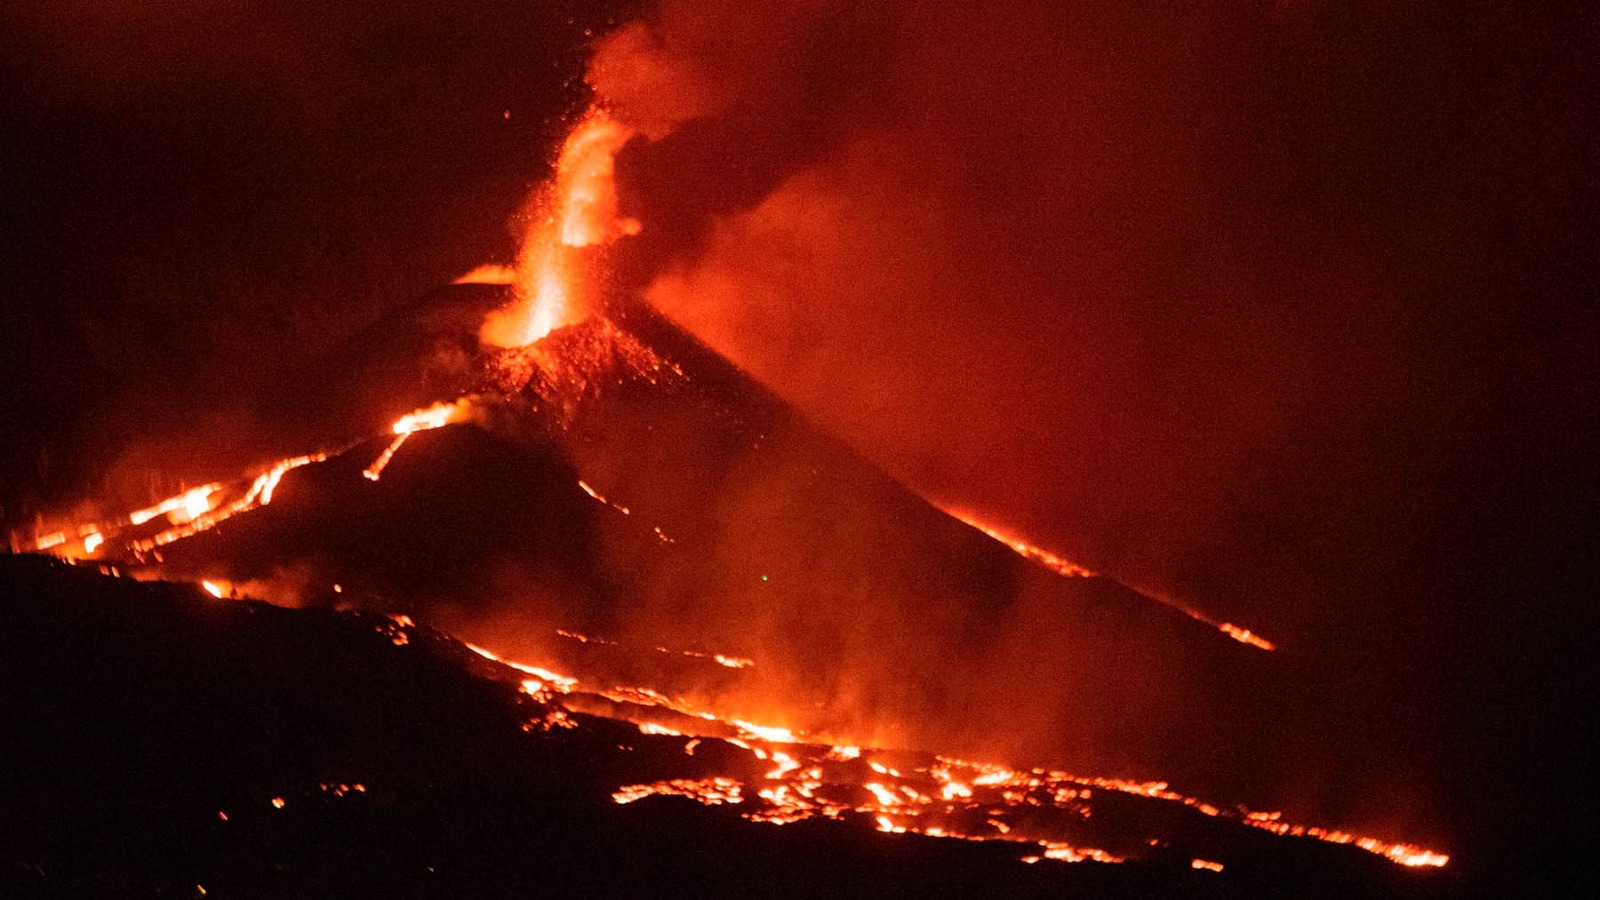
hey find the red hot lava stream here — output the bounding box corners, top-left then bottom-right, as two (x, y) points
(459, 635), (1445, 870)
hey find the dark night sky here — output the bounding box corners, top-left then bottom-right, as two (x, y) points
(1, 0), (1594, 885)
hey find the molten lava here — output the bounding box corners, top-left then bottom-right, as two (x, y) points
(11, 453), (326, 561)
(480, 108), (636, 349)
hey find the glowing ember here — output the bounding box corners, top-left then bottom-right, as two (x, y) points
(201, 580), (224, 599)
(375, 615), (412, 647)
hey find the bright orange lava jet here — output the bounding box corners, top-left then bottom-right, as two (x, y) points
(481, 108), (636, 349)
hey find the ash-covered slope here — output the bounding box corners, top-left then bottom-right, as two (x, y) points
(0, 555), (1449, 898)
(115, 284), (1287, 808)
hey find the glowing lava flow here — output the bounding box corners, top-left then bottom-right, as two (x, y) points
(437, 633), (1448, 872)
(949, 510), (1277, 651)
(13, 394), (1435, 873)
(130, 453), (330, 554)
(480, 107), (636, 349)
(1215, 622), (1275, 651)
(949, 512), (1095, 578)
(12, 453), (326, 560)
(363, 399), (475, 481)
(12, 397), (475, 557)
(556, 627), (754, 669)
(131, 485), (223, 527)
(576, 479), (629, 514)
(11, 110), (632, 555)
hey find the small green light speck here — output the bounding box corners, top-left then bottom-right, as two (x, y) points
(761, 575), (769, 582)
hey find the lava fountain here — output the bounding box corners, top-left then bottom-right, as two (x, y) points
(479, 108), (637, 348)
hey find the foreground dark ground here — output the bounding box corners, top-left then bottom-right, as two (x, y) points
(0, 554), (1460, 898)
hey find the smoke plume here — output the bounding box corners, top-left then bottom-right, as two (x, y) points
(589, 0), (1596, 854)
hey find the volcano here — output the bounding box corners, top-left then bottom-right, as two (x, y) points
(5, 280), (1452, 894)
(108, 286), (1285, 773)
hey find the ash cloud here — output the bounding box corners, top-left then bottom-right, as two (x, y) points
(592, 0), (1596, 853)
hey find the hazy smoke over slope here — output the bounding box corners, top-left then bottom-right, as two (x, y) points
(589, 0), (1595, 851)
